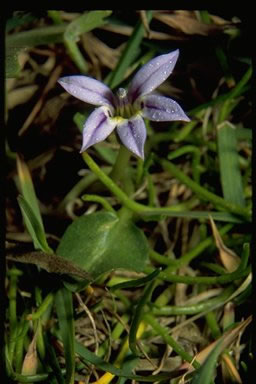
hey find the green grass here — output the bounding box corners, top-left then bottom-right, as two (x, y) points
(6, 10), (252, 384)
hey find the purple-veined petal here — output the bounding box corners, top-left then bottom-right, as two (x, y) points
(128, 50), (180, 102)
(80, 107), (116, 152)
(58, 76), (114, 108)
(141, 94), (190, 122)
(116, 115), (147, 159)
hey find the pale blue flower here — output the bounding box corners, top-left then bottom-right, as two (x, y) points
(58, 49), (190, 159)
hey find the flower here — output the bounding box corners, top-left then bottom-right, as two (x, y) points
(58, 49), (190, 159)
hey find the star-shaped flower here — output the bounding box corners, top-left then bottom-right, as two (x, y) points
(58, 49), (190, 159)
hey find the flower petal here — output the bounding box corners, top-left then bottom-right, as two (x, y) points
(58, 76), (114, 107)
(128, 50), (180, 101)
(116, 116), (146, 159)
(80, 107), (116, 152)
(141, 94), (190, 122)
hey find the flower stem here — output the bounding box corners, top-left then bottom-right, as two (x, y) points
(109, 145), (131, 185)
(82, 152), (142, 213)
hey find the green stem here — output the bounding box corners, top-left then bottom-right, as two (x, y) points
(109, 145), (132, 184)
(167, 145), (201, 161)
(8, 269), (22, 333)
(154, 286), (174, 307)
(97, 314), (130, 358)
(168, 145), (202, 183)
(159, 158), (250, 218)
(218, 66), (252, 123)
(199, 262), (228, 275)
(48, 10), (63, 25)
(27, 293), (54, 321)
(205, 311), (222, 339)
(82, 152), (144, 212)
(82, 194), (116, 214)
(57, 167), (111, 212)
(188, 83), (250, 117)
(155, 223), (233, 273)
(8, 326), (17, 367)
(226, 65), (252, 101)
(15, 318), (30, 373)
(173, 120), (198, 143)
(152, 265), (250, 285)
(35, 319), (45, 360)
(144, 313), (200, 369)
(82, 152), (243, 223)
(149, 249), (178, 266)
(151, 285), (235, 315)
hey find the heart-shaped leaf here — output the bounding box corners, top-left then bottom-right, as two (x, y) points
(56, 212), (148, 287)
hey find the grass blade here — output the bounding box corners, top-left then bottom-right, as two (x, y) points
(107, 11), (153, 89)
(16, 155), (44, 229)
(64, 11), (112, 73)
(6, 24), (67, 47)
(129, 274), (159, 355)
(17, 196), (52, 253)
(16, 155), (52, 252)
(44, 335), (65, 384)
(190, 340), (222, 384)
(74, 340), (183, 381)
(217, 122), (245, 207)
(55, 287), (75, 384)
(110, 269), (160, 291)
(190, 316), (251, 383)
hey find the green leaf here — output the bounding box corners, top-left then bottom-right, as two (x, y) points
(16, 156), (52, 253)
(5, 24), (66, 77)
(57, 212), (148, 286)
(5, 11), (111, 77)
(7, 251), (92, 280)
(217, 122), (245, 207)
(6, 24), (67, 47)
(55, 287), (75, 384)
(74, 340), (183, 382)
(64, 10), (111, 40)
(191, 340), (222, 384)
(64, 11), (112, 73)
(17, 196), (52, 253)
(16, 155), (44, 230)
